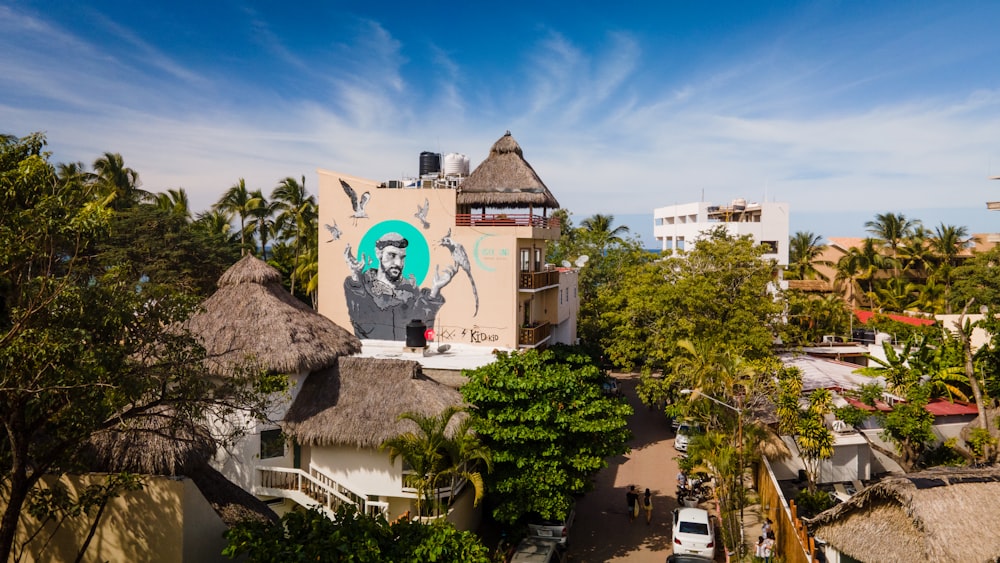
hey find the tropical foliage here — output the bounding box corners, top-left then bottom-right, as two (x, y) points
(223, 505), (491, 563)
(460, 346), (632, 525)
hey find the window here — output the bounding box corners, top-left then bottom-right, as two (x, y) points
(260, 429), (285, 459)
(520, 249), (530, 272)
(534, 249), (542, 272)
(761, 240), (778, 254)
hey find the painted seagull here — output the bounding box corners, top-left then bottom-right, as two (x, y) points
(340, 179), (371, 225)
(323, 220), (342, 242)
(414, 198), (430, 229)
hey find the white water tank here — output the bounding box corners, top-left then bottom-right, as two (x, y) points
(443, 153), (470, 176)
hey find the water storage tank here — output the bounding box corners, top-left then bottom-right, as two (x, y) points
(419, 152), (441, 176)
(443, 153), (470, 176)
(405, 319), (427, 348)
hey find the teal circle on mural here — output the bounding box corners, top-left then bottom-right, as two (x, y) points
(358, 220), (430, 286)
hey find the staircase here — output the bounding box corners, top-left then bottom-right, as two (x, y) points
(255, 463), (388, 519)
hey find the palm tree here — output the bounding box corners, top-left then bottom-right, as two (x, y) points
(795, 389), (834, 493)
(380, 407), (489, 518)
(896, 225), (933, 281)
(929, 223), (971, 313)
(215, 179), (256, 255)
(579, 214), (630, 255)
(864, 212), (920, 277)
(786, 231), (830, 281)
(93, 152), (146, 210)
(247, 189), (278, 260)
(835, 238), (896, 308)
(272, 175), (317, 295)
(153, 188), (192, 222)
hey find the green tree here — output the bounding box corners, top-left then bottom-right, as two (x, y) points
(0, 133), (277, 560)
(224, 505), (491, 563)
(786, 231), (830, 281)
(865, 212), (920, 274)
(380, 407), (490, 518)
(152, 187), (192, 222)
(795, 389), (835, 492)
(599, 227), (782, 370)
(271, 175), (316, 297)
(92, 152), (147, 210)
(215, 178), (256, 255)
(460, 347), (632, 525)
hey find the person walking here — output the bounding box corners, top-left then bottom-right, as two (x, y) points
(755, 536), (766, 561)
(642, 488), (653, 525)
(626, 485), (639, 522)
(763, 530), (775, 563)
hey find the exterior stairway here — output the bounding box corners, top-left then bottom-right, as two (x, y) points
(255, 463), (388, 520)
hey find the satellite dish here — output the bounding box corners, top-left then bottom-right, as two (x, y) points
(561, 260), (572, 268)
(575, 255), (590, 268)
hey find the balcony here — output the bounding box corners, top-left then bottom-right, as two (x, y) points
(518, 322), (551, 348)
(519, 270), (560, 290)
(455, 213), (560, 229)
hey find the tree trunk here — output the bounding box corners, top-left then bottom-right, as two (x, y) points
(956, 301), (992, 461)
(0, 450), (31, 561)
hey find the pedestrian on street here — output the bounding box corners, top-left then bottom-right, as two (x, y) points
(762, 532), (774, 563)
(755, 536), (766, 561)
(626, 485), (639, 522)
(643, 488), (653, 525)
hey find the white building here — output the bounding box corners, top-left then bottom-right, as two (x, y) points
(652, 199), (790, 266)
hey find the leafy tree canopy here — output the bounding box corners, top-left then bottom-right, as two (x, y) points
(224, 505), (491, 563)
(460, 346), (632, 525)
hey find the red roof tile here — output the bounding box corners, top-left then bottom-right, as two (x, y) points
(924, 398), (979, 416)
(854, 310), (936, 327)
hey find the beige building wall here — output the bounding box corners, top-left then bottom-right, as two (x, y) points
(317, 169), (558, 349)
(6, 474), (230, 563)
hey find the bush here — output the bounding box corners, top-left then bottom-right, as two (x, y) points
(794, 489), (833, 519)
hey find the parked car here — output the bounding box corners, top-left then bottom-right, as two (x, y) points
(526, 503), (576, 545)
(673, 422), (701, 452)
(666, 554), (714, 563)
(672, 507), (715, 557)
(510, 537), (565, 563)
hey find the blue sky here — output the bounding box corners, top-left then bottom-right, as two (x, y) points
(3, 1), (1000, 246)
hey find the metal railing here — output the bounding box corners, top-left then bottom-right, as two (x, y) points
(455, 213), (560, 229)
(256, 464), (388, 519)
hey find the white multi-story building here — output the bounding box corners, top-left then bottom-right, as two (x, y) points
(652, 199), (790, 266)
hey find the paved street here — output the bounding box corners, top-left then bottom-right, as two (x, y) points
(566, 372), (684, 562)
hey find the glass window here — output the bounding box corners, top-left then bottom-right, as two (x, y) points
(520, 249), (530, 272)
(260, 429), (285, 459)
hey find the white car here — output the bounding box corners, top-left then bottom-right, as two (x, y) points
(672, 507), (715, 557)
(673, 422), (700, 452)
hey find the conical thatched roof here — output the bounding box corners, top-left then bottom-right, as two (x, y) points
(807, 467), (1000, 563)
(185, 254), (361, 375)
(282, 356), (465, 448)
(457, 132), (560, 209)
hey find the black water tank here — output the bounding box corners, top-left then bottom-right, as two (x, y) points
(406, 319), (427, 348)
(419, 151), (441, 176)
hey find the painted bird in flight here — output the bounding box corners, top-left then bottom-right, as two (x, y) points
(323, 219), (342, 242)
(414, 198), (430, 229)
(340, 179), (371, 225)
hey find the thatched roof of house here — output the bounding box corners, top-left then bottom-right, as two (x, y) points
(86, 406), (216, 476)
(185, 254), (361, 375)
(188, 464), (279, 526)
(786, 279), (832, 292)
(457, 132), (560, 209)
(807, 467), (1000, 563)
(86, 408), (278, 526)
(282, 356), (465, 448)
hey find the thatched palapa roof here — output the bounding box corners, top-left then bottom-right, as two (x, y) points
(86, 407), (278, 526)
(457, 131), (560, 209)
(807, 467), (1000, 563)
(282, 356), (465, 448)
(185, 254), (361, 375)
(87, 406), (215, 476)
